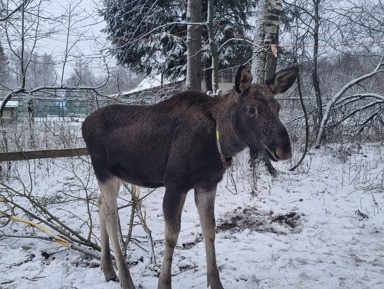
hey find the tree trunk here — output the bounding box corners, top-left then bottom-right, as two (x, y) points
(186, 0), (202, 91)
(251, 0), (282, 177)
(207, 0), (219, 93)
(312, 0), (323, 137)
(204, 65), (213, 92)
(251, 0), (282, 83)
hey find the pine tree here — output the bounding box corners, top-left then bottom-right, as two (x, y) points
(101, 0), (255, 82)
(101, 0), (185, 78)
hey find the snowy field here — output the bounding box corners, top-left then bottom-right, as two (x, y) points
(1, 142), (383, 289)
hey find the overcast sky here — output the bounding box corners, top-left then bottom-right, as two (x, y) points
(0, 0), (111, 79)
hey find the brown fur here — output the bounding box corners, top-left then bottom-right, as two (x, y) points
(82, 65), (298, 289)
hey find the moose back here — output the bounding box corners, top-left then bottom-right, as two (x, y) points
(82, 65), (298, 289)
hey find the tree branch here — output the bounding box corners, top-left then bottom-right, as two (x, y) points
(0, 0), (31, 22)
(0, 82), (110, 117)
(314, 56), (384, 148)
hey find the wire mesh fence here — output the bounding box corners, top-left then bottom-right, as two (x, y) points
(0, 89), (147, 123)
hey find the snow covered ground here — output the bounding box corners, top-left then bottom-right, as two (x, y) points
(1, 142), (383, 289)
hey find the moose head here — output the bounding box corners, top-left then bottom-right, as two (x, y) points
(218, 65), (298, 162)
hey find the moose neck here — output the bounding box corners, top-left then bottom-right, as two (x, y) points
(212, 93), (248, 159)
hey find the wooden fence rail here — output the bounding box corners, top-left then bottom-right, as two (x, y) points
(0, 148), (88, 162)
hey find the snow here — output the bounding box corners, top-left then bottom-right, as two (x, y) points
(1, 143), (384, 289)
(124, 74), (184, 96)
(0, 101), (19, 108)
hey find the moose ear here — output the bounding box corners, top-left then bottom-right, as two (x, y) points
(266, 67), (299, 95)
(235, 64), (253, 95)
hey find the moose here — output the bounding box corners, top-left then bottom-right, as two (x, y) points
(82, 65), (298, 289)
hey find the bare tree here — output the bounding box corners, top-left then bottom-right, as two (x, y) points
(100, 66), (142, 95)
(281, 0), (384, 145)
(0, 0), (30, 22)
(314, 56), (384, 148)
(67, 57), (98, 87)
(2, 0), (52, 89)
(57, 0), (92, 86)
(0, 0), (112, 116)
(28, 53), (57, 88)
(331, 0), (384, 51)
(282, 0), (327, 136)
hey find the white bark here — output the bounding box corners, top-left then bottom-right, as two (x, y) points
(251, 0), (282, 83)
(251, 0), (266, 82)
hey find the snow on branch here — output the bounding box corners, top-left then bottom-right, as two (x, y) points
(0, 0), (30, 22)
(314, 56), (384, 148)
(331, 100), (383, 128)
(338, 93), (384, 103)
(0, 83), (110, 117)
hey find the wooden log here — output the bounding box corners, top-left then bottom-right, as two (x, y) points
(0, 148), (88, 162)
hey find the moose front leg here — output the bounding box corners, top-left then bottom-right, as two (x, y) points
(99, 194), (117, 282)
(98, 178), (136, 289)
(158, 190), (188, 289)
(195, 186), (224, 289)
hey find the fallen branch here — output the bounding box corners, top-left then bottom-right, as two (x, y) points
(0, 211), (71, 248)
(314, 56), (384, 148)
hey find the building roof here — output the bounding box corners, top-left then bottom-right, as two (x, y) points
(125, 74), (184, 96)
(0, 100), (19, 108)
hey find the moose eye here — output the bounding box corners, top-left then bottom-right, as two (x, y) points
(247, 106), (258, 118)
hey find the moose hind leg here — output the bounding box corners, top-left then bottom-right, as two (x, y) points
(195, 187), (224, 289)
(98, 178), (135, 289)
(158, 190), (188, 289)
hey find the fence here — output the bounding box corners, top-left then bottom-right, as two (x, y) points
(0, 89), (145, 122)
(0, 148), (88, 162)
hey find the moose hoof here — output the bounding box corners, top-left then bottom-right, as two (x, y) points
(208, 275), (224, 289)
(106, 276), (119, 282)
(208, 281), (224, 289)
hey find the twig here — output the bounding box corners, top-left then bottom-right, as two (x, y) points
(290, 70), (309, 171)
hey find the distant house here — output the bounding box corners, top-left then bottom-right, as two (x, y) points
(119, 67), (240, 104)
(216, 66), (238, 92)
(121, 74), (185, 104)
(0, 100), (19, 121)
(0, 90), (93, 122)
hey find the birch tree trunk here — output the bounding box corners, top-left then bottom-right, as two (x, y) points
(251, 0), (282, 83)
(186, 0), (202, 91)
(251, 0), (282, 178)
